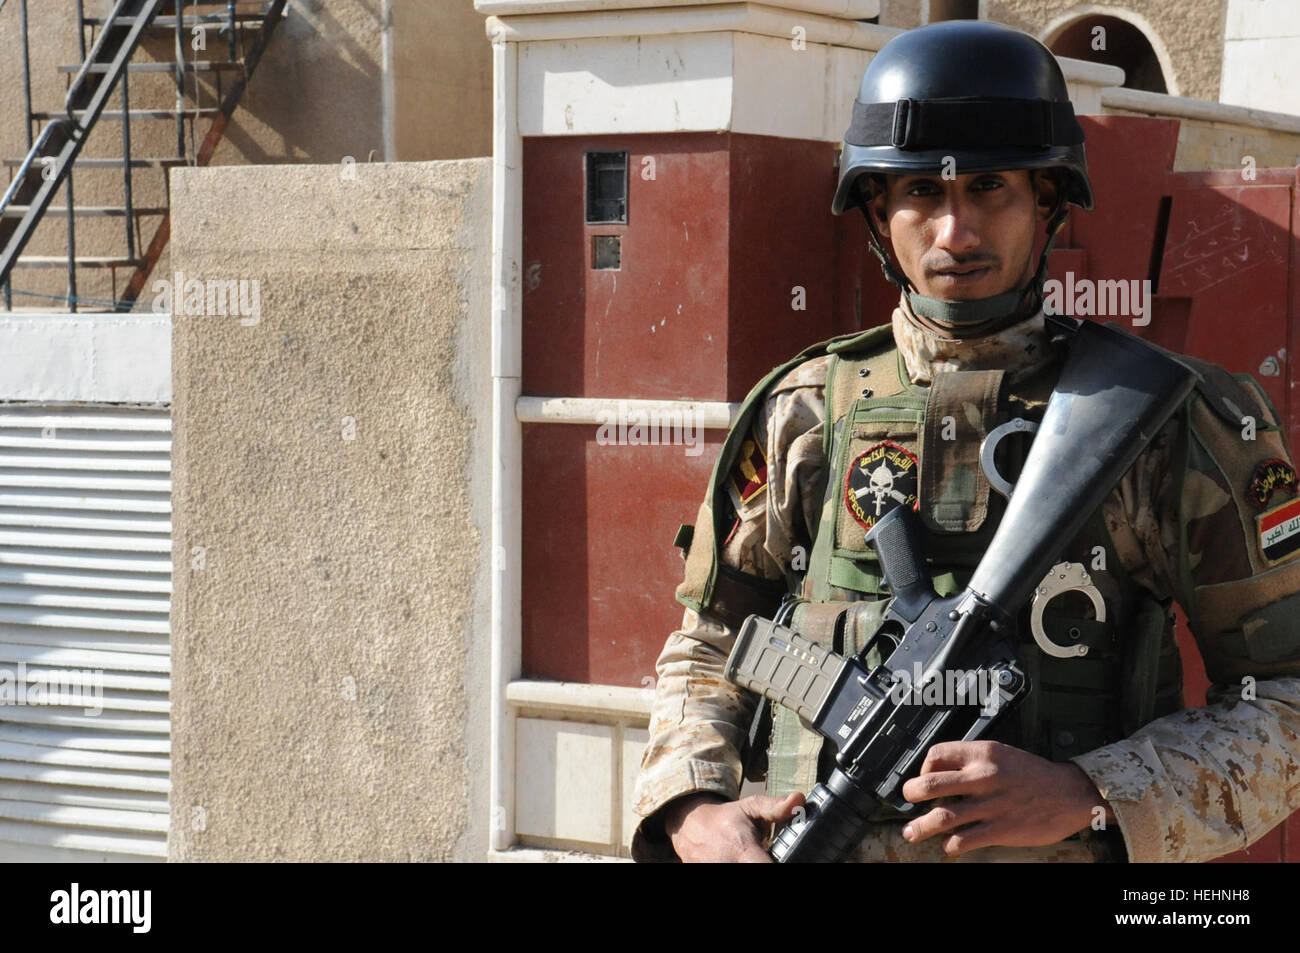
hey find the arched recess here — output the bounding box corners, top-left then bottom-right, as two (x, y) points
(1041, 6), (1179, 96)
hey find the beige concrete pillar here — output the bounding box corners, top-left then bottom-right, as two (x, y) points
(168, 159), (493, 861)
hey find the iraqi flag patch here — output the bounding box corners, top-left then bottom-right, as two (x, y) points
(1258, 496), (1300, 564)
(845, 441), (919, 530)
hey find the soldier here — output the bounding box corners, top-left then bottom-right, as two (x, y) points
(632, 20), (1300, 863)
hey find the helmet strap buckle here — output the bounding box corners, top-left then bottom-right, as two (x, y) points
(891, 99), (913, 149)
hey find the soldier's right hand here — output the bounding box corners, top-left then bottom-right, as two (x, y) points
(664, 791), (806, 862)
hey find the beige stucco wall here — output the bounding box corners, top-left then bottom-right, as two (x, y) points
(986, 1), (1225, 102)
(393, 0), (493, 160)
(167, 159), (493, 861)
(877, 0), (924, 29)
(0, 2), (491, 311)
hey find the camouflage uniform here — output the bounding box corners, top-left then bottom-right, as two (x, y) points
(631, 303), (1300, 863)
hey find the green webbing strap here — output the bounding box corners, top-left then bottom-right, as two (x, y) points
(677, 325), (898, 624)
(907, 287), (1026, 326)
(770, 329), (905, 796)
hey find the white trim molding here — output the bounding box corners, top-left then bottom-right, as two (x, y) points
(476, 0), (880, 17)
(506, 679), (656, 719)
(516, 395), (739, 429)
(1101, 85), (1300, 135)
(485, 4), (898, 48)
(487, 21), (524, 854)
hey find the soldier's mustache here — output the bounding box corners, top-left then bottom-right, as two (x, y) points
(925, 253), (1000, 274)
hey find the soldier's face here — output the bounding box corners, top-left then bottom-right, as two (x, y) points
(868, 170), (1057, 301)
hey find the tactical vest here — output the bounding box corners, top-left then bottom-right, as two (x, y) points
(755, 322), (1187, 802)
(669, 322), (1191, 816)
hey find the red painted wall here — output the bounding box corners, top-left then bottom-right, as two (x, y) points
(521, 132), (884, 687)
(522, 133), (733, 402)
(520, 424), (723, 685)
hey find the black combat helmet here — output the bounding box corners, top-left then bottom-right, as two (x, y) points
(832, 20), (1093, 215)
(832, 21), (1094, 328)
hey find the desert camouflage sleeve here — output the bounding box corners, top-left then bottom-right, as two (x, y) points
(630, 357), (828, 861)
(1080, 387), (1300, 863)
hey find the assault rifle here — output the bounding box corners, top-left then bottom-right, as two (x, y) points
(724, 316), (1196, 862)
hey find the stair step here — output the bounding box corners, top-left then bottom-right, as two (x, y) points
(3, 206), (167, 219)
(57, 61), (245, 74)
(30, 108), (221, 121)
(11, 256), (143, 269)
(2, 157), (188, 170)
(83, 13), (279, 29)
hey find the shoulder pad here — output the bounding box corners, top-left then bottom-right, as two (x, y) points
(825, 321), (894, 356)
(732, 328), (880, 417)
(1064, 319), (1267, 429)
(1178, 355), (1268, 429)
(769, 354), (830, 395)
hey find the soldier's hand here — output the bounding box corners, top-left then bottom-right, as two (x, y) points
(664, 791), (806, 863)
(899, 740), (1116, 857)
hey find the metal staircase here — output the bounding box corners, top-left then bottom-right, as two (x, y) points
(0, 0), (288, 312)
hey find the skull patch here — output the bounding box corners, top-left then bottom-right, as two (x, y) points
(845, 441), (919, 530)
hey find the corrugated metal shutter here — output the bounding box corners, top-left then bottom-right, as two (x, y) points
(0, 405), (170, 861)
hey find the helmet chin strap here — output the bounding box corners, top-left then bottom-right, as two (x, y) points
(858, 193), (1070, 339)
